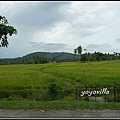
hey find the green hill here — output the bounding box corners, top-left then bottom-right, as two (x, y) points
(23, 52), (79, 62)
(0, 52), (79, 65)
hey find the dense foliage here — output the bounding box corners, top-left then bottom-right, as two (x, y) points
(0, 16), (17, 47)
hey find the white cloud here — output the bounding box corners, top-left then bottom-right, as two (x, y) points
(0, 1), (120, 58)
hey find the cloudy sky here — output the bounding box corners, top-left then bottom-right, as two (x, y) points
(0, 1), (120, 58)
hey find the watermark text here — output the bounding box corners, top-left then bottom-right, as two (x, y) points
(81, 88), (109, 96)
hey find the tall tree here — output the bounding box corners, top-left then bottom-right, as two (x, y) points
(74, 45), (82, 61)
(0, 16), (17, 47)
(77, 45), (82, 55)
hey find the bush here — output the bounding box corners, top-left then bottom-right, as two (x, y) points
(48, 83), (58, 100)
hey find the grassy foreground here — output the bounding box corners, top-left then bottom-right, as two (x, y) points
(0, 60), (120, 110)
(0, 100), (120, 110)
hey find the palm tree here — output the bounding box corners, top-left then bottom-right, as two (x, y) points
(74, 45), (82, 62)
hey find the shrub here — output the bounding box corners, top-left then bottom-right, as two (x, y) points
(48, 83), (58, 100)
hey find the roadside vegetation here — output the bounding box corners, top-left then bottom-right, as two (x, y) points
(0, 100), (120, 110)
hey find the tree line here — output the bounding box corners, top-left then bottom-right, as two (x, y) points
(74, 45), (120, 62)
(23, 56), (56, 64)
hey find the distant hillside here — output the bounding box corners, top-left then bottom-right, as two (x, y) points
(0, 52), (79, 65)
(23, 52), (79, 62)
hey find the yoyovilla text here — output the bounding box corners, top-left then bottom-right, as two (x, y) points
(81, 88), (109, 96)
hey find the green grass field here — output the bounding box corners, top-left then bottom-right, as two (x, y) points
(0, 60), (120, 89)
(0, 60), (120, 109)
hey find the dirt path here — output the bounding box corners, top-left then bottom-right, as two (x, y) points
(0, 109), (120, 118)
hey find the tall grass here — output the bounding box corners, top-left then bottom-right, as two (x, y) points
(0, 60), (120, 101)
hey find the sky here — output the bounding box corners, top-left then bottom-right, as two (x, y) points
(0, 1), (120, 58)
